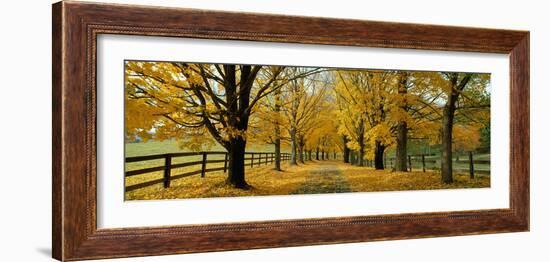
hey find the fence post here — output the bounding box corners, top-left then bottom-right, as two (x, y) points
(408, 155), (412, 172)
(201, 152), (207, 178)
(251, 153), (254, 168)
(422, 154), (426, 172)
(258, 153), (262, 165)
(223, 153), (228, 173)
(163, 154), (172, 188)
(469, 151), (474, 179)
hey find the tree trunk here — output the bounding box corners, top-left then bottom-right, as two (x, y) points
(374, 141), (386, 170)
(441, 105), (455, 183)
(274, 140), (281, 171)
(343, 136), (350, 163)
(290, 128), (298, 165)
(440, 73), (472, 183)
(316, 147), (320, 160)
(395, 73), (409, 172)
(358, 135), (365, 167)
(273, 87), (282, 171)
(226, 137), (248, 188)
(298, 135), (305, 164)
(395, 122), (408, 171)
(357, 148), (364, 166)
(222, 65), (252, 189)
(356, 119), (366, 166)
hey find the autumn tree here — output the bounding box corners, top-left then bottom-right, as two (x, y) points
(248, 69), (288, 171)
(306, 101), (340, 162)
(335, 70), (396, 169)
(393, 72), (409, 171)
(335, 71), (367, 166)
(125, 62), (317, 189)
(126, 60), (489, 187)
(384, 71), (488, 177)
(388, 71), (448, 171)
(437, 72), (490, 183)
(281, 68), (326, 165)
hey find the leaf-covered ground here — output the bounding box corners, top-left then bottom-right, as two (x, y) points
(125, 160), (490, 201)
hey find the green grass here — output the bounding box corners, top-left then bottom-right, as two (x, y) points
(125, 139), (280, 157)
(125, 140), (188, 157)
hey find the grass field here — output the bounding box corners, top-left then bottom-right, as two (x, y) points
(125, 141), (490, 200)
(125, 140), (280, 157)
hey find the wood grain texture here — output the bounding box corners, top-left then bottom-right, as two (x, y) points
(51, 2), (63, 260)
(52, 1), (530, 261)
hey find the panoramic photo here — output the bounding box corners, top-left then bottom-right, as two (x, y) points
(124, 61), (491, 201)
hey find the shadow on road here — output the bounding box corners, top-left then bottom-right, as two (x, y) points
(291, 163), (353, 194)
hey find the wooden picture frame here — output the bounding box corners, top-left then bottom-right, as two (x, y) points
(52, 1), (529, 261)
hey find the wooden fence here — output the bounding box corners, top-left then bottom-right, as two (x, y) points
(125, 152), (291, 192)
(385, 152), (490, 177)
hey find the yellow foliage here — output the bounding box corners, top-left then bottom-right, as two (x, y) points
(452, 124), (482, 151)
(125, 60), (490, 160)
(125, 161), (489, 200)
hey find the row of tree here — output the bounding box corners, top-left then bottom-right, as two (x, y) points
(332, 70), (489, 183)
(125, 62), (490, 188)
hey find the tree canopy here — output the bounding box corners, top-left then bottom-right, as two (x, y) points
(125, 61), (491, 187)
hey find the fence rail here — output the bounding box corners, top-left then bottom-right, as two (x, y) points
(385, 152), (490, 177)
(125, 151), (291, 192)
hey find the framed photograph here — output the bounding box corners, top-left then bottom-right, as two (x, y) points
(52, 1), (529, 261)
